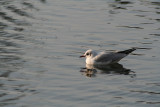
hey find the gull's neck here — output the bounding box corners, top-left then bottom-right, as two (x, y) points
(91, 51), (97, 58)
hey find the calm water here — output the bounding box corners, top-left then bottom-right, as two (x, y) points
(0, 0), (160, 107)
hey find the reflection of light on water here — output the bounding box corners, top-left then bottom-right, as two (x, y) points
(80, 63), (136, 78)
(0, 0), (46, 106)
(0, 0), (159, 106)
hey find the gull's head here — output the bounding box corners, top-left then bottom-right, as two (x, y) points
(80, 49), (97, 58)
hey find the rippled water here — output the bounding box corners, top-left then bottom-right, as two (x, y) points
(0, 0), (160, 107)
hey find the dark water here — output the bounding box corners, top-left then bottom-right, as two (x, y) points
(0, 0), (160, 107)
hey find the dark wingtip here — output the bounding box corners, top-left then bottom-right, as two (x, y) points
(117, 48), (136, 54)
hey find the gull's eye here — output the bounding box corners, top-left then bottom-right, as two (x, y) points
(86, 53), (89, 56)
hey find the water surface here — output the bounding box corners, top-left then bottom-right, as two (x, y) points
(0, 0), (160, 107)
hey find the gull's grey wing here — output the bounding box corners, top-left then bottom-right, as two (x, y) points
(94, 52), (127, 63)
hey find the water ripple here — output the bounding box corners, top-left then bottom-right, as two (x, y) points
(117, 25), (144, 29)
(0, 0), (160, 107)
(6, 5), (32, 18)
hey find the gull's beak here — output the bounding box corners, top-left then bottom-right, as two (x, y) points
(80, 55), (85, 58)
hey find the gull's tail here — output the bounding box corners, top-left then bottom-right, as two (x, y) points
(117, 48), (136, 55)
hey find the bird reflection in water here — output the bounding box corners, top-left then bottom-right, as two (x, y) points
(80, 63), (136, 77)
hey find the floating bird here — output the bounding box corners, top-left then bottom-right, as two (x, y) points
(80, 48), (136, 65)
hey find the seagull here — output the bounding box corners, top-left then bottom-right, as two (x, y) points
(80, 48), (136, 65)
